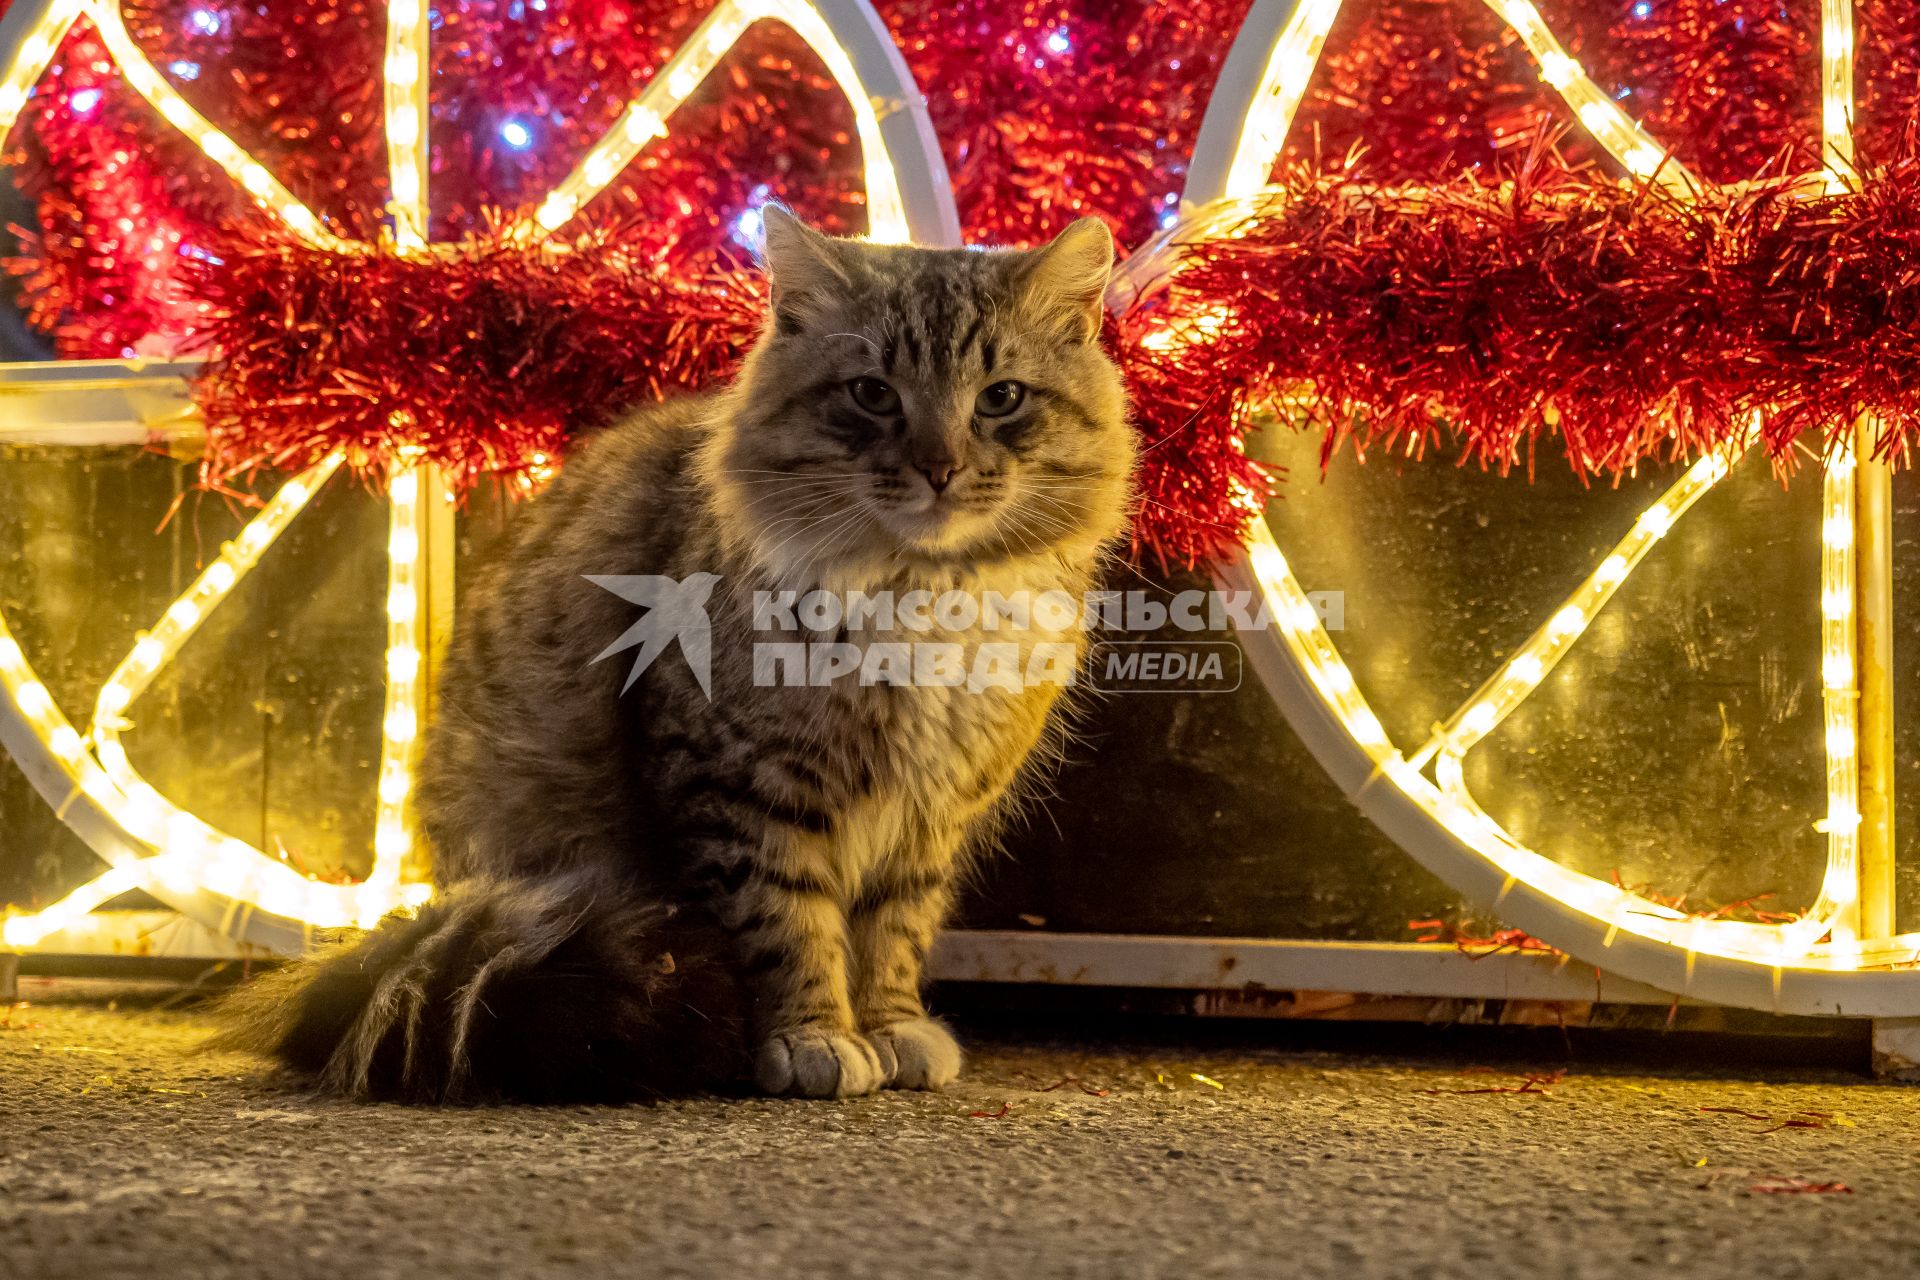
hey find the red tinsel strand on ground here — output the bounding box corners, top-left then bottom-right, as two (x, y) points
(1145, 141), (1920, 480)
(185, 218), (767, 493)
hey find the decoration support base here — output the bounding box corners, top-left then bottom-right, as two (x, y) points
(1871, 1017), (1920, 1081)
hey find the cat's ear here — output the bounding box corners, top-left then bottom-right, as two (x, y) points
(759, 205), (853, 333)
(1018, 217), (1113, 344)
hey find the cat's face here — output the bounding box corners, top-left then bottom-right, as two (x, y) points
(713, 210), (1135, 573)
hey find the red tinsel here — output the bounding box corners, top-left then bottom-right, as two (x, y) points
(186, 219), (765, 492)
(12, 0), (1920, 566)
(1132, 142), (1920, 483)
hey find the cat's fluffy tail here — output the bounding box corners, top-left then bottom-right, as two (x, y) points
(214, 871), (747, 1103)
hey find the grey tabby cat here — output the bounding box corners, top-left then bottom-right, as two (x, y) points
(224, 207), (1136, 1102)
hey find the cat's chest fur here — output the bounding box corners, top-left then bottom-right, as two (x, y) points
(759, 555), (1088, 879)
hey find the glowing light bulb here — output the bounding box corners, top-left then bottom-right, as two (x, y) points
(1347, 708), (1387, 747)
(1537, 51), (1579, 90)
(14, 681), (54, 721)
(536, 194), (577, 231)
(625, 108), (665, 143)
(384, 707), (418, 745)
(387, 646), (422, 682)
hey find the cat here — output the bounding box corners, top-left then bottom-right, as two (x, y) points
(220, 207), (1137, 1103)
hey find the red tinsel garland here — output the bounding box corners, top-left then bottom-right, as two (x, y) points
(1137, 143), (1920, 483)
(12, 0), (1920, 567)
(187, 219), (766, 492)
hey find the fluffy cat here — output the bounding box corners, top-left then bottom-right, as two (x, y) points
(222, 208), (1137, 1102)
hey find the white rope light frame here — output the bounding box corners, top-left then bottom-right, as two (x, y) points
(1144, 0), (1920, 1015)
(0, 0), (958, 949)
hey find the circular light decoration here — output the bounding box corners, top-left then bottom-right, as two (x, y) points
(0, 0), (959, 953)
(1115, 0), (1920, 1016)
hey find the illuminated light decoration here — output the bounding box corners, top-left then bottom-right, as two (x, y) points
(0, 0), (956, 949)
(1152, 0), (1920, 1014)
(0, 0), (85, 142)
(71, 455), (430, 931)
(78, 0), (355, 254)
(504, 0), (958, 248)
(383, 0), (432, 250)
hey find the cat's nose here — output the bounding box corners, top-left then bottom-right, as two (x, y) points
(918, 462), (961, 493)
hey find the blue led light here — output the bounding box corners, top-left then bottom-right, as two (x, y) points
(500, 119), (534, 150)
(68, 88), (102, 115)
(1044, 29), (1071, 56)
(733, 186), (775, 249)
(169, 60), (201, 81)
(1631, 1), (1652, 17)
(733, 206), (765, 249)
(187, 8), (221, 36)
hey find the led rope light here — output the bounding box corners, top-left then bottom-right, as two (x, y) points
(2, 856), (184, 948)
(1186, 0), (1697, 216)
(1209, 0), (1344, 206)
(81, 1), (354, 253)
(1486, 0), (1692, 193)
(383, 0), (433, 250)
(0, 0), (84, 141)
(1822, 0), (1856, 190)
(1243, 519), (1919, 971)
(64, 456), (430, 929)
(1816, 443), (1863, 955)
(371, 463), (427, 893)
(1409, 437), (1747, 769)
(514, 0), (913, 244)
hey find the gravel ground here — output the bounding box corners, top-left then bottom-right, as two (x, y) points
(4, 978), (1918, 1280)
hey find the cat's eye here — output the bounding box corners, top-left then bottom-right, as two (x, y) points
(974, 380), (1027, 418)
(847, 377), (901, 415)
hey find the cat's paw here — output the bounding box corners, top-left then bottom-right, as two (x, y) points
(754, 1026), (886, 1099)
(868, 1017), (962, 1091)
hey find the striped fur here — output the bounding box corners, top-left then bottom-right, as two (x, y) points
(227, 211), (1135, 1101)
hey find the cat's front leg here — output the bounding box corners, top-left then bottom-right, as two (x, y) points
(848, 862), (962, 1091)
(701, 846), (886, 1099)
